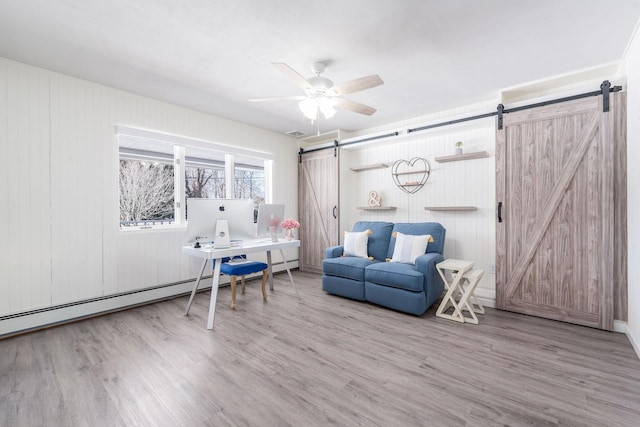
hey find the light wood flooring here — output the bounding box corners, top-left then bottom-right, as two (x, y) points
(1, 271), (639, 426)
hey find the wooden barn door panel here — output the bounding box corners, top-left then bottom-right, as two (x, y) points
(496, 94), (624, 330)
(298, 149), (339, 273)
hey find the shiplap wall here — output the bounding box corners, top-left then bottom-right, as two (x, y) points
(0, 57), (298, 318)
(623, 23), (640, 354)
(339, 103), (498, 301)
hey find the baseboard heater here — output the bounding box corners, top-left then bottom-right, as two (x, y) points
(0, 261), (298, 339)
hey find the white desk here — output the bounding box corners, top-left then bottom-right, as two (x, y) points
(182, 238), (300, 329)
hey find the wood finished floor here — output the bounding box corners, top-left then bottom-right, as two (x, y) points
(1, 271), (639, 426)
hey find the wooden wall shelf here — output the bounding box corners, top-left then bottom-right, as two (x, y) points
(350, 163), (389, 172)
(357, 206), (397, 210)
(434, 151), (489, 163)
(424, 206), (477, 211)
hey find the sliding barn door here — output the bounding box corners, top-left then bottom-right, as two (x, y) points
(298, 148), (339, 273)
(496, 93), (626, 330)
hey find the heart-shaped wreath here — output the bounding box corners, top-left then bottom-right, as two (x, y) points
(391, 157), (430, 194)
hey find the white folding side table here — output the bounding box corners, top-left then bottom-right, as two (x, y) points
(458, 269), (485, 324)
(454, 269), (485, 324)
(436, 259), (474, 323)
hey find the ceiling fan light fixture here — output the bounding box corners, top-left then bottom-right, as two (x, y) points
(299, 98), (318, 120)
(318, 97), (336, 119)
(264, 62), (383, 123)
(299, 96), (337, 120)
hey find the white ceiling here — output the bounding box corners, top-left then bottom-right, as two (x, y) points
(1, 0), (639, 137)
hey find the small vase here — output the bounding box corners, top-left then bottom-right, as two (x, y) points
(285, 228), (296, 241)
(269, 225), (278, 242)
(455, 147), (463, 155)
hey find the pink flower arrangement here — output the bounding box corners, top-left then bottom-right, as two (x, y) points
(280, 218), (300, 230)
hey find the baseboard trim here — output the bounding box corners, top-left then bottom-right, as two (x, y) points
(467, 289), (629, 337)
(613, 319), (627, 334)
(626, 325), (640, 360)
(474, 287), (496, 309)
(0, 261), (298, 339)
(617, 321), (640, 360)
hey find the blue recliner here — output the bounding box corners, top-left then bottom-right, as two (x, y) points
(322, 221), (446, 315)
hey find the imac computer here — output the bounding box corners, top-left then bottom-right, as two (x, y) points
(186, 198), (255, 246)
(256, 203), (285, 241)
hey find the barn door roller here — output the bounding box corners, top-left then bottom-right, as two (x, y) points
(601, 80), (611, 112)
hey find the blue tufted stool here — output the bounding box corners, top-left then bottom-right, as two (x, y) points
(216, 256), (269, 309)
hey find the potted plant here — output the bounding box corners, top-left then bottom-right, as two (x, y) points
(455, 141), (463, 155)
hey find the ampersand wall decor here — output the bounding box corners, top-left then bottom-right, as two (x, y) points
(391, 157), (430, 194)
(368, 191), (382, 207)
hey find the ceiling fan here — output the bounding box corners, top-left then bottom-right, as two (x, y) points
(248, 62), (383, 121)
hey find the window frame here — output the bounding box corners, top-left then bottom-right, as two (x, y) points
(116, 126), (273, 232)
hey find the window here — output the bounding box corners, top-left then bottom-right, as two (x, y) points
(119, 141), (176, 228)
(184, 146), (226, 199)
(234, 154), (265, 206)
(117, 127), (271, 230)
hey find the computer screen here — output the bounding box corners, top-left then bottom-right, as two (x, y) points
(186, 198), (256, 244)
(255, 203), (286, 238)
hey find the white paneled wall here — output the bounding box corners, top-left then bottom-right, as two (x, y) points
(0, 57), (298, 322)
(0, 61), (53, 313)
(340, 113), (497, 299)
(623, 22), (640, 355)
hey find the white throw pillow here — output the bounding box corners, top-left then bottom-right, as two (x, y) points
(390, 232), (431, 264)
(343, 230), (371, 259)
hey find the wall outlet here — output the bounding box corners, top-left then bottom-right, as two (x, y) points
(488, 263), (496, 274)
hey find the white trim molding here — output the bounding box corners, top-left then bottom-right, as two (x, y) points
(115, 125), (274, 160)
(626, 325), (640, 360)
(0, 262), (297, 338)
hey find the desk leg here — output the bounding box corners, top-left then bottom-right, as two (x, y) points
(207, 258), (222, 330)
(279, 249), (299, 298)
(185, 258), (209, 316)
(266, 250), (274, 291)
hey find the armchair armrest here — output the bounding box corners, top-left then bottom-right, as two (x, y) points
(414, 252), (444, 275)
(415, 253), (445, 306)
(325, 245), (344, 259)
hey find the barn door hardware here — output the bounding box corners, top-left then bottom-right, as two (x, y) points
(497, 104), (505, 130)
(601, 80), (611, 112)
(599, 80), (623, 112)
(295, 83), (622, 156)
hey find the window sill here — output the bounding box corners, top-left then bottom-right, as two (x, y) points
(119, 224), (187, 234)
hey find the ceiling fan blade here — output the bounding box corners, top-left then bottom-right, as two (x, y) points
(272, 63), (312, 90)
(334, 98), (377, 116)
(248, 95), (306, 102)
(328, 75), (383, 96)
